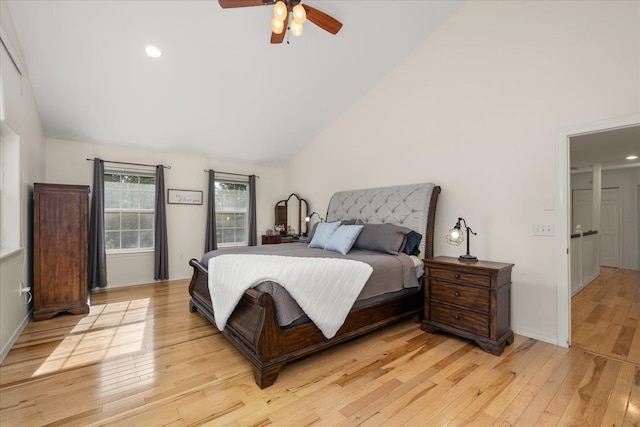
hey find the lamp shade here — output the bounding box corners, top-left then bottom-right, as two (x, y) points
(446, 227), (464, 245)
(273, 1), (288, 20)
(271, 17), (285, 34)
(292, 4), (307, 24)
(290, 20), (303, 36)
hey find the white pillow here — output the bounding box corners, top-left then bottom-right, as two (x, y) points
(325, 225), (364, 255)
(307, 221), (341, 249)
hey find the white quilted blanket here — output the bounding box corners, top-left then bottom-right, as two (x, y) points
(207, 254), (373, 339)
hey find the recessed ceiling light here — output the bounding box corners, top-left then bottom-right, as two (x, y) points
(626, 155), (638, 160)
(145, 44), (162, 58)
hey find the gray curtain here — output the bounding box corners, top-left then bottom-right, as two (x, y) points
(205, 170), (217, 252)
(248, 174), (257, 246)
(89, 158), (107, 289)
(154, 165), (169, 280)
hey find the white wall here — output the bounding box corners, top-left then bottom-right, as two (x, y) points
(45, 138), (286, 286)
(0, 1), (47, 361)
(284, 1), (640, 344)
(571, 167), (640, 270)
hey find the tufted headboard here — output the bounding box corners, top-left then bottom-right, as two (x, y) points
(325, 183), (441, 258)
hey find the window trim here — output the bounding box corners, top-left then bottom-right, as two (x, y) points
(215, 179), (249, 248)
(0, 122), (22, 255)
(104, 170), (156, 254)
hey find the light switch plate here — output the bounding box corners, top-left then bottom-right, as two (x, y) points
(533, 224), (554, 236)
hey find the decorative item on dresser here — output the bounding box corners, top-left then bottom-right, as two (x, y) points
(33, 183), (90, 321)
(422, 256), (514, 355)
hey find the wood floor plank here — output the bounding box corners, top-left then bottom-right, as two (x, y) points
(0, 269), (638, 426)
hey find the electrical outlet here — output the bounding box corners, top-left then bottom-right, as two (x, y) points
(533, 224), (554, 236)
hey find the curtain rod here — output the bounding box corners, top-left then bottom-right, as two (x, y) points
(86, 159), (171, 169)
(204, 169), (259, 179)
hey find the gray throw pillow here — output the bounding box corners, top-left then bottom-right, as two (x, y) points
(353, 223), (412, 255)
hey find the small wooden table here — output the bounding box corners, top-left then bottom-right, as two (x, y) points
(421, 256), (514, 355)
(261, 235), (305, 245)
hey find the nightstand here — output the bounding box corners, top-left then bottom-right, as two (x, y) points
(421, 256), (514, 355)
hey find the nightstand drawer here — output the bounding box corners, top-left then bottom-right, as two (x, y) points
(430, 302), (489, 337)
(430, 268), (491, 287)
(430, 280), (490, 312)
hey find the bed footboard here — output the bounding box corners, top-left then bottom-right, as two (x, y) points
(188, 258), (423, 388)
(188, 258), (288, 387)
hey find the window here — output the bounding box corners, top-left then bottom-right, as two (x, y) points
(0, 123), (21, 257)
(104, 172), (155, 252)
(215, 181), (248, 247)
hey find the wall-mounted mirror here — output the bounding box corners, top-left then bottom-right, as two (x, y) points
(274, 193), (309, 236)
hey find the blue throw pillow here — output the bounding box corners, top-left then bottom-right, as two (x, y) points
(325, 225), (364, 255)
(308, 221), (342, 249)
(402, 230), (422, 256)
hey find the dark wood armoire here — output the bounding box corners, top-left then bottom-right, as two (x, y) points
(33, 183), (90, 321)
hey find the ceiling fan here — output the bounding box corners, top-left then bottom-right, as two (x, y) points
(218, 0), (343, 44)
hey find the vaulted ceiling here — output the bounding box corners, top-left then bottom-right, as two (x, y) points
(6, 0), (465, 166)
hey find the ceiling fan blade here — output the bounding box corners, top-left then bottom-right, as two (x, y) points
(303, 4), (343, 35)
(270, 13), (288, 44)
(218, 0), (275, 8)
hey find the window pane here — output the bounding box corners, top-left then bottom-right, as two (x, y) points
(121, 213), (139, 230)
(122, 231), (138, 249)
(140, 212), (154, 229)
(140, 230), (154, 248)
(141, 191), (155, 209)
(236, 228), (245, 242)
(122, 190), (139, 209)
(139, 176), (155, 185)
(105, 189), (121, 209)
(105, 212), (120, 231)
(106, 231), (120, 250)
(235, 213), (246, 227)
(222, 229), (234, 243)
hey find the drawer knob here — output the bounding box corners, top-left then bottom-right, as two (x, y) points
(454, 274), (460, 279)
(454, 291), (461, 297)
(453, 315), (460, 321)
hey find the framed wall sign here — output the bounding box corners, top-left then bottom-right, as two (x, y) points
(167, 189), (203, 205)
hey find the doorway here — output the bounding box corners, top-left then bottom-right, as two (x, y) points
(556, 114), (640, 348)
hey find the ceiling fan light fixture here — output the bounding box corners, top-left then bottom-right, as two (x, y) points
(273, 1), (288, 20)
(271, 17), (285, 34)
(290, 20), (303, 36)
(292, 4), (307, 24)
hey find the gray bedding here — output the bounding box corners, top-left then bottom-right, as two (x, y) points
(201, 242), (420, 326)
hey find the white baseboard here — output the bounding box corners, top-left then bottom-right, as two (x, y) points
(512, 327), (562, 347)
(99, 276), (191, 289)
(0, 308), (32, 364)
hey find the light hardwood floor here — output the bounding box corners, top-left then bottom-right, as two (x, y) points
(1, 272), (638, 426)
(571, 267), (640, 365)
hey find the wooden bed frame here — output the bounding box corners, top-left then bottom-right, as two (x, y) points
(188, 185), (441, 388)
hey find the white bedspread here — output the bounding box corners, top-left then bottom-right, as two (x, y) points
(207, 254), (373, 339)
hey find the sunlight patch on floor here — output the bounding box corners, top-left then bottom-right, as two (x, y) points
(33, 298), (150, 377)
